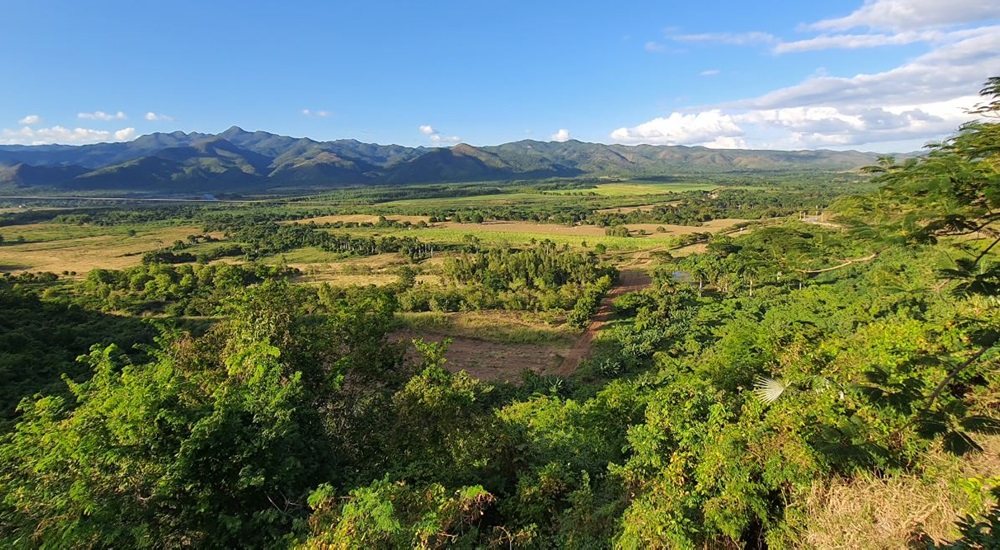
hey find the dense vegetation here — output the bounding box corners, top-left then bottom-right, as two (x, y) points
(0, 79), (998, 547)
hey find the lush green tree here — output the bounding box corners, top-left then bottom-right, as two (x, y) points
(0, 281), (403, 548)
(301, 478), (493, 549)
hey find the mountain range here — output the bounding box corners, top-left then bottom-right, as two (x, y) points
(0, 127), (883, 195)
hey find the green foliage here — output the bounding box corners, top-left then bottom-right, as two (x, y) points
(78, 261), (297, 315)
(398, 242), (617, 315)
(0, 277), (155, 427)
(302, 478), (494, 548)
(0, 281), (404, 548)
(568, 275), (614, 328)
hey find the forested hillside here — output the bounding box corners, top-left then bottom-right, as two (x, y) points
(0, 80), (998, 548)
(0, 127), (882, 195)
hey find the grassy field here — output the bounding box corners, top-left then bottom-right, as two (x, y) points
(545, 181), (717, 196)
(0, 224), (205, 273)
(371, 181), (715, 209)
(283, 214), (432, 225)
(0, 213), (747, 274)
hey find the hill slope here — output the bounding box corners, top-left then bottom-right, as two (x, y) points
(0, 127), (885, 195)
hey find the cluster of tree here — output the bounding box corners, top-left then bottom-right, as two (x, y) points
(567, 275), (614, 328)
(393, 242), (617, 314)
(0, 275), (155, 429)
(393, 243), (617, 315)
(442, 241), (614, 291)
(206, 221), (437, 262)
(586, 234), (999, 546)
(78, 262), (298, 315)
(593, 185), (861, 228)
(324, 216), (429, 229)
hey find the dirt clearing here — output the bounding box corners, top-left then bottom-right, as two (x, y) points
(393, 330), (567, 383)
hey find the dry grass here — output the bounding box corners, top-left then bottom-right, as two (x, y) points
(398, 310), (573, 345)
(0, 225), (205, 274)
(668, 243), (709, 257)
(285, 251), (445, 286)
(799, 435), (1000, 549)
(392, 310), (576, 382)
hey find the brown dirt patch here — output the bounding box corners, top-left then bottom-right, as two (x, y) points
(393, 330), (566, 383)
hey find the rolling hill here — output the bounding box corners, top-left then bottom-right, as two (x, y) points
(0, 127), (886, 195)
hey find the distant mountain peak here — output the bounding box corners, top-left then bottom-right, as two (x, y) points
(220, 126), (250, 137)
(0, 128), (889, 195)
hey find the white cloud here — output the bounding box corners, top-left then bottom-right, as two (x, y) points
(699, 69), (720, 76)
(430, 134), (461, 145)
(419, 124), (460, 144)
(611, 110), (743, 146)
(645, 41), (666, 53)
(78, 110), (126, 121)
(114, 128), (136, 141)
(17, 115), (41, 125)
(145, 111), (175, 122)
(610, 94), (978, 150)
(811, 0), (1000, 32)
(702, 136), (748, 149)
(550, 129), (571, 142)
(302, 109), (332, 118)
(0, 125), (137, 145)
(625, 3), (1000, 151)
(665, 1), (999, 56)
(775, 30), (939, 53)
(736, 30), (1000, 111)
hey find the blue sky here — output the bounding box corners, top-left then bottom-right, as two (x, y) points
(2, 0), (998, 151)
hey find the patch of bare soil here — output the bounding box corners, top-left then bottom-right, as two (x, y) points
(392, 330), (567, 383)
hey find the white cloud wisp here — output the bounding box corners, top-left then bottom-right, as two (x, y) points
(78, 110), (127, 121)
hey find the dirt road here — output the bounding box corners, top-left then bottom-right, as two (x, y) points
(553, 269), (652, 377)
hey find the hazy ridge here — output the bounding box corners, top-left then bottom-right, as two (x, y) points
(0, 126), (882, 194)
